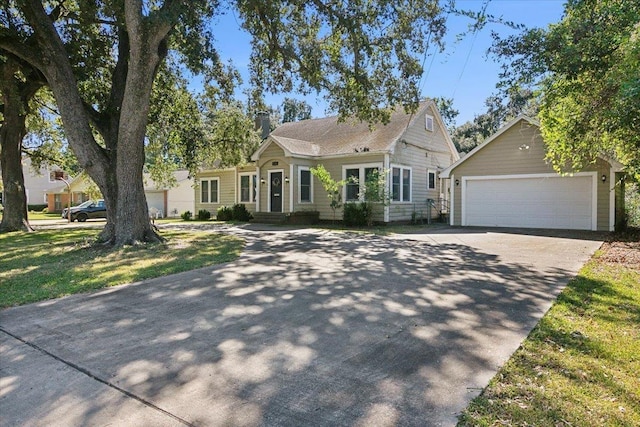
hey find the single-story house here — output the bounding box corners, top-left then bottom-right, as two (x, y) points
(441, 116), (624, 231)
(47, 170), (195, 218)
(195, 100), (460, 223)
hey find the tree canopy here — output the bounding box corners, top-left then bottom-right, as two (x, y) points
(449, 88), (536, 153)
(491, 0), (640, 178)
(2, 0), (453, 245)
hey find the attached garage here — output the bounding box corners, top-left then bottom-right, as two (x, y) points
(442, 116), (621, 232)
(463, 173), (596, 230)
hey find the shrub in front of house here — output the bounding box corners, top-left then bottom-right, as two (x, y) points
(216, 206), (233, 221)
(28, 204), (48, 212)
(343, 202), (370, 227)
(196, 209), (211, 221)
(231, 204), (253, 221)
(181, 211), (192, 221)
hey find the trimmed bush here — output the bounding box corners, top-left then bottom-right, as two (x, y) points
(181, 211), (192, 221)
(216, 206), (233, 221)
(196, 209), (211, 221)
(28, 204), (48, 212)
(231, 204), (253, 221)
(343, 202), (369, 227)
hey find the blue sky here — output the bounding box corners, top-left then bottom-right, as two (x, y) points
(207, 0), (565, 125)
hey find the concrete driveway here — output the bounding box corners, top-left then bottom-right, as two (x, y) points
(0, 226), (604, 426)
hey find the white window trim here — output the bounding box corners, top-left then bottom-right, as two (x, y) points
(298, 166), (314, 203)
(200, 177), (220, 204)
(342, 163), (383, 202)
(390, 164), (413, 203)
(425, 114), (434, 132)
(238, 172), (257, 204)
(427, 169), (437, 190)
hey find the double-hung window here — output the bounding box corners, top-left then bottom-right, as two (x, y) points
(345, 168), (360, 201)
(425, 114), (434, 132)
(344, 164), (382, 202)
(201, 178), (219, 203)
(299, 167), (312, 203)
(239, 173), (257, 203)
(427, 169), (437, 190)
(391, 166), (412, 202)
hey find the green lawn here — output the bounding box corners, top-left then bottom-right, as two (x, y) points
(0, 228), (244, 308)
(27, 211), (62, 220)
(458, 239), (640, 426)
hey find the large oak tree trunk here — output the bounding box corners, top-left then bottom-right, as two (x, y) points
(0, 106), (32, 233)
(13, 0), (170, 246)
(0, 58), (40, 233)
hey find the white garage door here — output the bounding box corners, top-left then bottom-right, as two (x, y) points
(464, 175), (595, 230)
(146, 191), (165, 217)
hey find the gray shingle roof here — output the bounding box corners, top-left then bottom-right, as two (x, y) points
(262, 101), (430, 158)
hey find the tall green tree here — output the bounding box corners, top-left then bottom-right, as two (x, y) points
(2, 0), (449, 245)
(281, 97), (312, 123)
(433, 97), (459, 133)
(491, 0), (640, 178)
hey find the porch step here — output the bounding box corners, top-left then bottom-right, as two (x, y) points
(251, 212), (288, 224)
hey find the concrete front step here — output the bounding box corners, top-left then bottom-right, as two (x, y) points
(251, 212), (288, 224)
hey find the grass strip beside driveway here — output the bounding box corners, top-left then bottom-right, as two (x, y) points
(0, 229), (244, 308)
(458, 237), (640, 426)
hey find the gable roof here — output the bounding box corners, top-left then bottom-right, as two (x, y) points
(251, 101), (439, 160)
(441, 115), (626, 178)
(440, 115), (539, 178)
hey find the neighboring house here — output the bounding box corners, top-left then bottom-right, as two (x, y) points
(441, 116), (624, 231)
(195, 100), (460, 222)
(148, 170), (195, 218)
(47, 170), (195, 217)
(2, 157), (71, 207)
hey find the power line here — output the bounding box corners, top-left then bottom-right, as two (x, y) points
(451, 0), (491, 99)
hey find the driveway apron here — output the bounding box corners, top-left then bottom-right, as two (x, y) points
(0, 226), (604, 426)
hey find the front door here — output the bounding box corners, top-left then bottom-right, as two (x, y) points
(270, 171), (283, 212)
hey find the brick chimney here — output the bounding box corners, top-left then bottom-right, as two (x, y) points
(255, 111), (270, 140)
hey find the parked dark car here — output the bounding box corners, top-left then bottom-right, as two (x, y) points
(61, 199), (107, 222)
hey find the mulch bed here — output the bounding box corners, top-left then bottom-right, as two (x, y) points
(599, 228), (640, 269)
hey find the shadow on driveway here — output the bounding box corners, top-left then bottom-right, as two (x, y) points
(0, 229), (602, 426)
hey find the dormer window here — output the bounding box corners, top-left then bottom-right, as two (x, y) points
(425, 114), (434, 132)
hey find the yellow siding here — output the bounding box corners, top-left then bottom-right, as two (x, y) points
(449, 120), (612, 230)
(194, 169), (235, 217)
(235, 165), (258, 215)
